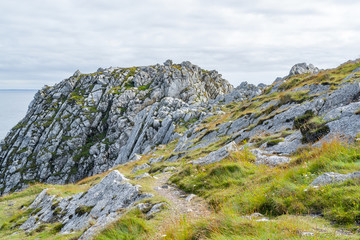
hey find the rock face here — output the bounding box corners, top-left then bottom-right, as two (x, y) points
(20, 170), (152, 239)
(0, 61), (233, 195)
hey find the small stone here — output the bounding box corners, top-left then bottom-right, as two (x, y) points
(134, 173), (152, 180)
(302, 232), (315, 236)
(163, 167), (176, 172)
(185, 194), (196, 202)
(250, 213), (264, 218)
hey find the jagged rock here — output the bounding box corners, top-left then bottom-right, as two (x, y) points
(251, 149), (290, 166)
(0, 61), (232, 195)
(131, 163), (150, 173)
(288, 63), (319, 77)
(213, 81), (263, 104)
(310, 172), (360, 186)
(20, 170), (152, 239)
(189, 141), (237, 165)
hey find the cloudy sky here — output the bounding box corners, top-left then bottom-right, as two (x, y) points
(1, 0), (360, 89)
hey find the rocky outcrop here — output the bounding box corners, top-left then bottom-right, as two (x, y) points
(20, 170), (152, 239)
(288, 63), (320, 77)
(212, 81), (265, 105)
(0, 61), (233, 195)
(310, 171), (360, 186)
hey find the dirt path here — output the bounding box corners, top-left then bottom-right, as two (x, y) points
(150, 172), (212, 239)
(153, 172), (211, 217)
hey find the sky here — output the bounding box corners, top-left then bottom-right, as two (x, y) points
(1, 0), (360, 89)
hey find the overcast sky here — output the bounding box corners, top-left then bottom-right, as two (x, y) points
(1, 0), (360, 89)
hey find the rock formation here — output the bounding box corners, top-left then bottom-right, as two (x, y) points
(0, 60), (233, 195)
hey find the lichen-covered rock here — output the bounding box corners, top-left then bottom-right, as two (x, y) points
(20, 170), (152, 239)
(0, 61), (233, 195)
(310, 172), (360, 186)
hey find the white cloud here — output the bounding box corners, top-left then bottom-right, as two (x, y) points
(0, 0), (360, 88)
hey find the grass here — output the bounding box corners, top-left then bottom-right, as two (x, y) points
(95, 209), (149, 240)
(170, 138), (360, 230)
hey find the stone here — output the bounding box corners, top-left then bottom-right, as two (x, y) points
(310, 171), (360, 186)
(251, 149), (290, 166)
(131, 163), (150, 173)
(146, 202), (168, 217)
(189, 141), (237, 165)
(163, 166), (176, 172)
(185, 194), (196, 202)
(288, 63), (319, 77)
(134, 173), (152, 180)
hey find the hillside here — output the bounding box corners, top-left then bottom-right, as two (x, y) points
(1, 59), (360, 239)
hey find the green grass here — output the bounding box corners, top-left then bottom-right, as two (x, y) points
(95, 209), (149, 240)
(171, 139), (360, 229)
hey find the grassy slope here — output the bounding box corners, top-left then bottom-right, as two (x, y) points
(2, 60), (360, 239)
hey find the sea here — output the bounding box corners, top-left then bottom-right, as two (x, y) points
(0, 89), (38, 141)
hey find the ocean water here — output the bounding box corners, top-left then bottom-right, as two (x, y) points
(0, 89), (38, 140)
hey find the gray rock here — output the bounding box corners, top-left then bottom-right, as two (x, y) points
(163, 166), (176, 172)
(288, 63), (319, 77)
(185, 194), (196, 202)
(148, 156), (164, 164)
(146, 202), (168, 217)
(189, 141), (237, 165)
(134, 173), (152, 180)
(310, 171), (360, 186)
(20, 170), (152, 239)
(131, 163), (150, 173)
(251, 149), (290, 166)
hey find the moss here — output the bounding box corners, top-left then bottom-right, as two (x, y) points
(124, 81), (135, 89)
(279, 90), (309, 105)
(50, 222), (64, 234)
(294, 111), (330, 143)
(267, 139), (283, 147)
(75, 205), (94, 216)
(138, 83), (151, 91)
(294, 110), (314, 129)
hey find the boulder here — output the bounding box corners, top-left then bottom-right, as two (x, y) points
(310, 172), (360, 186)
(20, 170), (152, 239)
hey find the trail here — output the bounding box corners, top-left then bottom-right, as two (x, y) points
(151, 172), (212, 238)
(153, 172), (211, 217)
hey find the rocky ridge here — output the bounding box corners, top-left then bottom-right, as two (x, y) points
(2, 59), (360, 198)
(0, 60), (235, 195)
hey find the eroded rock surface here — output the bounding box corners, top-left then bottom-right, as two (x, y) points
(20, 170), (152, 239)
